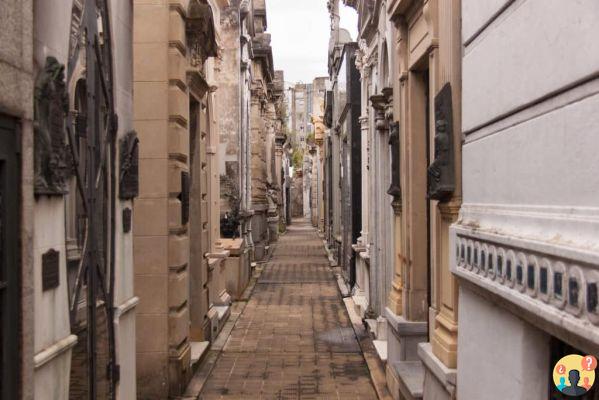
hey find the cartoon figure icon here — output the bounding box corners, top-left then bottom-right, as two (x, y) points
(553, 354), (596, 397)
(562, 370), (587, 396)
(557, 377), (567, 391)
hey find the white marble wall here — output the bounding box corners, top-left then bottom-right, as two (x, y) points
(456, 0), (599, 397)
(457, 287), (549, 400)
(33, 2), (77, 398)
(110, 1), (138, 397)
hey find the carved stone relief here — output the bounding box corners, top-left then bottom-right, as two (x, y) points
(34, 57), (72, 196)
(187, 0), (218, 68)
(428, 82), (455, 201)
(387, 121), (401, 205)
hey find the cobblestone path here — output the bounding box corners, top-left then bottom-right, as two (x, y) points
(199, 221), (378, 400)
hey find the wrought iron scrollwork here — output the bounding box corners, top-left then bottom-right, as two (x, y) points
(65, 1), (120, 398)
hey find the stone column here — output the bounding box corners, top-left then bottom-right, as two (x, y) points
(358, 115), (370, 246)
(249, 86), (269, 260)
(388, 24), (408, 316)
(265, 107), (280, 242)
(429, 0), (462, 371)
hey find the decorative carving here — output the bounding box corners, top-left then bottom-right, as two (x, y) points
(370, 88), (393, 134)
(187, 0), (218, 68)
(324, 90), (334, 128)
(42, 249), (60, 291)
(428, 83), (455, 201)
(34, 57), (72, 196)
(122, 208), (132, 233)
(311, 100), (327, 145)
(119, 130), (139, 200)
(388, 121), (401, 208)
(180, 171), (190, 225)
(455, 231), (599, 329)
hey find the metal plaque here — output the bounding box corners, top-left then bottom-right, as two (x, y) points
(180, 171), (190, 225)
(427, 82), (455, 201)
(122, 208), (132, 233)
(119, 130), (139, 200)
(42, 249), (60, 291)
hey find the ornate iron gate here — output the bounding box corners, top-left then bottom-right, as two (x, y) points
(0, 115), (20, 400)
(65, 1), (119, 398)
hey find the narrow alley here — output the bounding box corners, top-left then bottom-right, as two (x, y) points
(2, 1), (599, 399)
(199, 220), (378, 399)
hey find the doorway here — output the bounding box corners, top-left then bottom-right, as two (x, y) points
(0, 114), (20, 400)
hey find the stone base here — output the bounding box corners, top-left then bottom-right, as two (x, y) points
(385, 307), (427, 400)
(418, 343), (456, 400)
(387, 360), (424, 400)
(34, 334), (77, 400)
(222, 239), (250, 300)
(190, 341), (209, 370)
(385, 307), (427, 363)
(168, 343), (191, 397)
(206, 307), (219, 342)
(251, 206), (268, 261)
(217, 291), (232, 307)
(254, 242), (267, 261)
(373, 340), (388, 363)
(353, 293), (368, 318)
(457, 287), (550, 400)
(267, 215), (279, 242)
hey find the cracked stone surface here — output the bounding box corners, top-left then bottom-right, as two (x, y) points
(199, 220), (378, 400)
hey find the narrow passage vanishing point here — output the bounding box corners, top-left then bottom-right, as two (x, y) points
(199, 220), (378, 399)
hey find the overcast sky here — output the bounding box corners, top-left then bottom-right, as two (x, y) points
(265, 0), (358, 85)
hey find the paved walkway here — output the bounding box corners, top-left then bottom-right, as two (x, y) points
(199, 220), (378, 400)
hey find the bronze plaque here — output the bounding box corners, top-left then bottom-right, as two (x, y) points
(119, 131), (139, 200)
(180, 171), (190, 225)
(42, 249), (60, 291)
(123, 208), (132, 233)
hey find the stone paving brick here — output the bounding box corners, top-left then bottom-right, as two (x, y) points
(199, 221), (378, 400)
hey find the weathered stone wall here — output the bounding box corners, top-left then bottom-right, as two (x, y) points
(218, 1), (242, 219)
(0, 1), (34, 398)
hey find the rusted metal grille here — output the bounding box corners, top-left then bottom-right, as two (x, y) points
(65, 1), (121, 398)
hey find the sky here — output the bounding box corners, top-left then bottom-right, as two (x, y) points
(265, 0), (358, 85)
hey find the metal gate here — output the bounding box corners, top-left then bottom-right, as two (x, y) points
(65, 1), (119, 398)
(0, 115), (20, 400)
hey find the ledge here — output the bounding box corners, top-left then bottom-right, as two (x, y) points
(220, 238), (244, 256)
(452, 223), (599, 354)
(115, 296), (140, 319)
(34, 334), (78, 369)
(390, 360), (424, 400)
(385, 307), (428, 336)
(352, 243), (367, 253)
(418, 342), (457, 393)
(206, 250), (230, 259)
